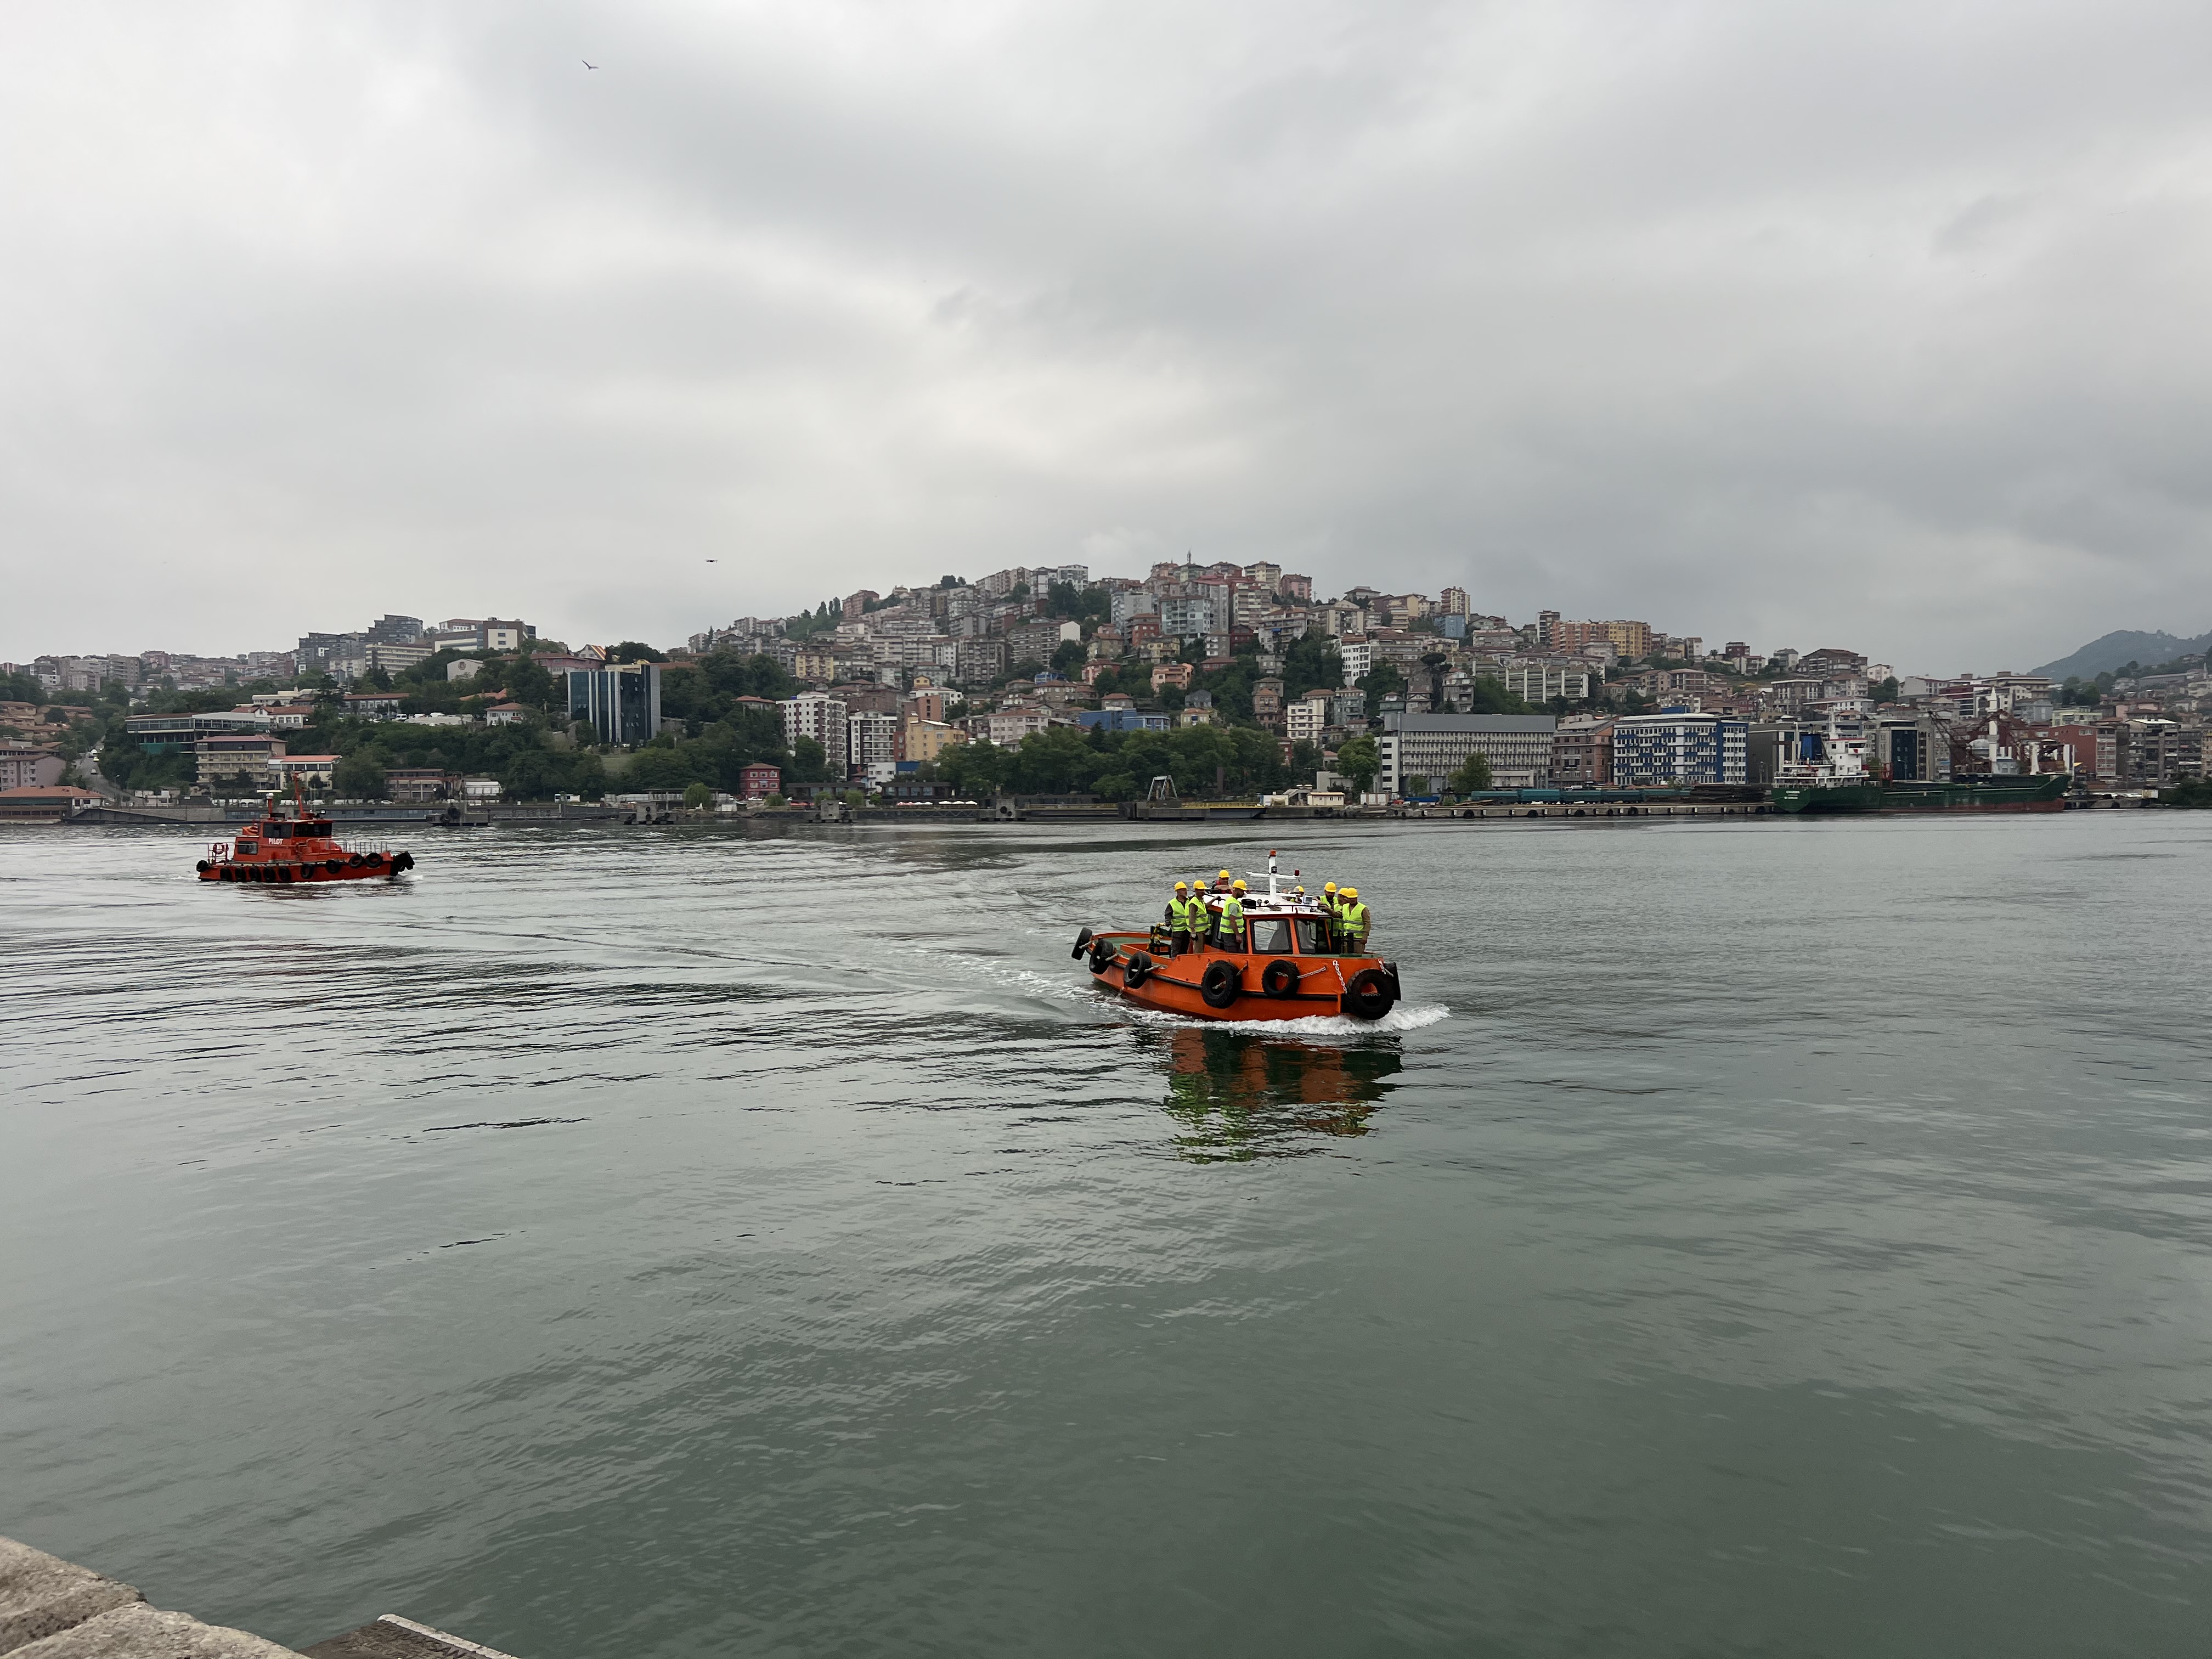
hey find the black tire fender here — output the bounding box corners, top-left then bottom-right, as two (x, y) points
(1070, 926), (1094, 960)
(1200, 960), (1242, 1009)
(347, 853), (364, 867)
(1087, 938), (1117, 975)
(195, 859), (211, 873)
(1343, 967), (1396, 1021)
(1122, 951), (1154, 989)
(1261, 958), (1300, 998)
(326, 859), (345, 874)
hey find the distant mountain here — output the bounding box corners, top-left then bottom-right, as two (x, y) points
(2032, 629), (2212, 681)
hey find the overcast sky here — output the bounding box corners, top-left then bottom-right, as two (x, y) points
(4, 0), (2209, 674)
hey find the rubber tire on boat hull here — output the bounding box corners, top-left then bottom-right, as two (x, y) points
(1343, 967), (1396, 1021)
(1200, 961), (1242, 1009)
(1260, 958), (1300, 998)
(1121, 951), (1154, 989)
(1088, 939), (1116, 975)
(1070, 927), (1094, 960)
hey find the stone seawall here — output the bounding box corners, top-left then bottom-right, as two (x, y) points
(0, 1537), (520, 1659)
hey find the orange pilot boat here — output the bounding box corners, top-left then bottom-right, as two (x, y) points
(196, 782), (417, 887)
(1071, 852), (1401, 1022)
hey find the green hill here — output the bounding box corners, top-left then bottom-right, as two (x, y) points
(2033, 629), (2212, 680)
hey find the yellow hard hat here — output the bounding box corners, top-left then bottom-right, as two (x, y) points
(1218, 869), (1231, 879)
(1173, 881), (1188, 890)
(1323, 882), (1338, 893)
(1294, 885), (1306, 895)
(1232, 879), (1247, 891)
(1343, 887), (1358, 899)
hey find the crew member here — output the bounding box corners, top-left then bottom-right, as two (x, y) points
(1166, 881), (1192, 954)
(1321, 882), (1344, 950)
(1190, 878), (1217, 949)
(1214, 868), (1233, 893)
(1218, 879), (1248, 951)
(1339, 886), (1370, 953)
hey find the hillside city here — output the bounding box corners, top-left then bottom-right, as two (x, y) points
(4, 558), (2207, 815)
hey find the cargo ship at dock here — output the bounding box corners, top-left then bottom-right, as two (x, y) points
(1770, 718), (2070, 814)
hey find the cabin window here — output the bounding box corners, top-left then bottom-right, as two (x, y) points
(235, 840), (258, 855)
(1294, 918), (1327, 954)
(266, 825), (289, 839)
(1248, 917), (1293, 954)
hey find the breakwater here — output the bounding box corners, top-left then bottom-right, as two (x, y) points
(0, 1536), (513, 1658)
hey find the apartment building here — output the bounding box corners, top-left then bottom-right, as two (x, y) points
(1611, 714), (1749, 785)
(1500, 664), (1593, 703)
(782, 691), (849, 770)
(848, 712), (899, 778)
(1550, 718), (1613, 786)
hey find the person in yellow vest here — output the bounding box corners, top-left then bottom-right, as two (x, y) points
(1165, 881), (1192, 954)
(1321, 881), (1344, 950)
(1339, 886), (1370, 953)
(1218, 879), (1248, 950)
(1190, 878), (1218, 949)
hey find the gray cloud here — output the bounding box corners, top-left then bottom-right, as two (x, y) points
(4, 0), (2209, 670)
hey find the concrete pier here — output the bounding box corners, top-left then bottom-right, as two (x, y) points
(0, 1538), (518, 1659)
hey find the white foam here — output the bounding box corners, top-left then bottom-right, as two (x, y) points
(1107, 1000), (1452, 1038)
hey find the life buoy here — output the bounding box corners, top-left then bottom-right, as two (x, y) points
(1200, 960), (1242, 1008)
(1261, 959), (1300, 998)
(1087, 939), (1116, 975)
(1070, 927), (1094, 961)
(1121, 951), (1154, 988)
(1343, 968), (1396, 1021)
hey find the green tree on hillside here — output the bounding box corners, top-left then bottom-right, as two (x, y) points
(334, 753), (388, 799)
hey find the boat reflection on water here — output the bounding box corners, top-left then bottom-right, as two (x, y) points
(1143, 1025), (1403, 1162)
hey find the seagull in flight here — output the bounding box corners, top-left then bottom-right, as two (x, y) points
(582, 59), (599, 69)
(706, 558), (719, 563)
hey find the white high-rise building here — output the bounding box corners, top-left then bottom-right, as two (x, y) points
(782, 691), (849, 770)
(848, 712), (898, 778)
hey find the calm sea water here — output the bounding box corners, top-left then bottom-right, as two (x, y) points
(4, 812), (2211, 1657)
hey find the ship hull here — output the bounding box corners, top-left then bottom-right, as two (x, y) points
(198, 856), (414, 884)
(1768, 775), (2069, 814)
(1771, 781), (1884, 814)
(1878, 775), (2069, 812)
(1076, 932), (1398, 1022)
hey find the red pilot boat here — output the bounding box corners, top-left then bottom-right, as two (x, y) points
(1072, 853), (1401, 1022)
(196, 783), (417, 887)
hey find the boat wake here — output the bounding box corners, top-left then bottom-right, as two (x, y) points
(1115, 1001), (1452, 1037)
